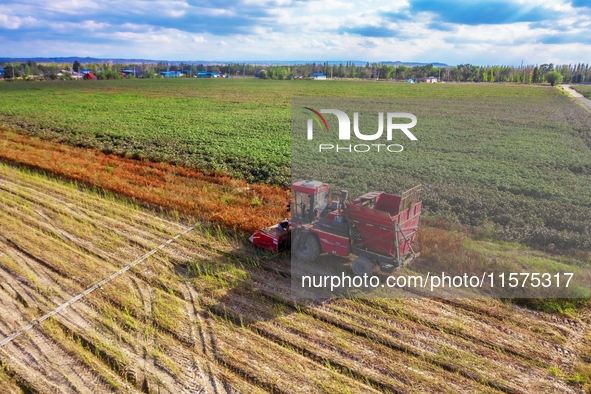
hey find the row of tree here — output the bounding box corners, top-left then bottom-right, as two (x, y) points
(2, 59), (589, 84)
(255, 62), (586, 84)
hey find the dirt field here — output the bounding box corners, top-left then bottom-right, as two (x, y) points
(0, 161), (589, 393)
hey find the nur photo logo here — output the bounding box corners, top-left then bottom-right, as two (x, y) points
(304, 107), (418, 153)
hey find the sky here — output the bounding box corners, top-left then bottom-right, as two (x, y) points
(0, 0), (590, 65)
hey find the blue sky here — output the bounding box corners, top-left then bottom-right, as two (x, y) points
(1, 0), (590, 65)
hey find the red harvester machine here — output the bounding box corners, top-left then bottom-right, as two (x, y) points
(249, 180), (422, 276)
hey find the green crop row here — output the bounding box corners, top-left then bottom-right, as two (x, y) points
(0, 79), (561, 185)
(1, 79), (590, 250)
(293, 95), (591, 250)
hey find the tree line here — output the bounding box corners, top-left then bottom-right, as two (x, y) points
(1, 59), (589, 84)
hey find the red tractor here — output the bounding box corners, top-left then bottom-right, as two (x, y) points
(249, 180), (421, 276)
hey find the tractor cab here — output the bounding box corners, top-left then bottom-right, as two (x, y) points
(248, 180), (330, 253)
(291, 180), (330, 224)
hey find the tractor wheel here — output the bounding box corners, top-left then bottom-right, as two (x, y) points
(352, 257), (373, 277)
(294, 234), (320, 261)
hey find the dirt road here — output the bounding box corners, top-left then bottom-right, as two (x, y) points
(561, 84), (591, 111)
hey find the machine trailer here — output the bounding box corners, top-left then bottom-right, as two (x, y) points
(250, 180), (421, 276)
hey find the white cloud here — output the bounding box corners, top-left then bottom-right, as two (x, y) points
(0, 13), (36, 29)
(236, 36), (256, 43)
(0, 0), (590, 64)
(305, 0), (356, 12)
(42, 0), (101, 15)
(164, 10), (186, 18)
(79, 20), (109, 30)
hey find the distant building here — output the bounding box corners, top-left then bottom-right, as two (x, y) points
(0, 68), (4, 78)
(417, 76), (437, 83)
(197, 71), (221, 78)
(309, 73), (327, 80)
(122, 69), (141, 77)
(159, 71), (182, 78)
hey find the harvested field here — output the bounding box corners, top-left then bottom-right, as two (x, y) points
(0, 162), (589, 393)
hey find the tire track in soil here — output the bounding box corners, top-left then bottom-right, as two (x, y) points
(186, 238), (579, 393)
(201, 298), (412, 394)
(161, 263), (352, 393)
(0, 278), (105, 394)
(186, 247), (568, 394)
(183, 283), (230, 394)
(1, 234), (260, 391)
(161, 248), (488, 393)
(158, 241), (507, 392)
(168, 244), (516, 392)
(23, 328), (112, 394)
(126, 253), (285, 393)
(125, 259), (276, 393)
(0, 168), (208, 391)
(0, 342), (60, 394)
(0, 235), (188, 391)
(129, 276), (155, 393)
(131, 275), (201, 394)
(197, 286), (501, 394)
(0, 306), (115, 394)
